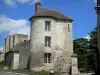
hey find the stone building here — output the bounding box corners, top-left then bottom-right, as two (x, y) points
(4, 34), (28, 53)
(29, 2), (78, 74)
(4, 2), (79, 75)
(4, 34), (29, 69)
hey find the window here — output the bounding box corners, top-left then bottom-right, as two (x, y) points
(45, 37), (51, 47)
(44, 53), (51, 63)
(68, 24), (70, 32)
(45, 21), (51, 31)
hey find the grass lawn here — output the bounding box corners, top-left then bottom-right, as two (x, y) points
(0, 61), (60, 75)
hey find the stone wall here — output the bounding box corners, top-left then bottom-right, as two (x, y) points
(9, 35), (14, 50)
(4, 34), (29, 69)
(53, 50), (72, 74)
(71, 53), (79, 75)
(5, 36), (10, 53)
(12, 53), (19, 69)
(0, 53), (4, 62)
(13, 34), (28, 46)
(19, 41), (30, 69)
(6, 40), (30, 69)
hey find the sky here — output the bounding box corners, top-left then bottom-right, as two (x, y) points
(0, 0), (97, 51)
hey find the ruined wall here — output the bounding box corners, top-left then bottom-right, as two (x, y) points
(9, 35), (14, 50)
(13, 34), (28, 46)
(5, 36), (10, 53)
(4, 34), (28, 53)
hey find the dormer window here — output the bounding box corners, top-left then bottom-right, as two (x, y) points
(45, 21), (51, 31)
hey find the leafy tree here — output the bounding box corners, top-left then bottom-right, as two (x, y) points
(73, 27), (97, 72)
(89, 27), (97, 72)
(89, 27), (97, 50)
(73, 38), (89, 71)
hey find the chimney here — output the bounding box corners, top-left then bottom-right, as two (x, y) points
(35, 2), (41, 13)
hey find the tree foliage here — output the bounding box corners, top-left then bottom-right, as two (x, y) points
(73, 27), (97, 72)
(73, 38), (89, 71)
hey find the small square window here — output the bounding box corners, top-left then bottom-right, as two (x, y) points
(45, 21), (51, 31)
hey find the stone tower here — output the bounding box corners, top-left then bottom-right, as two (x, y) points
(29, 2), (74, 74)
(95, 0), (100, 74)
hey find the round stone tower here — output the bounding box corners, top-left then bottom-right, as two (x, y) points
(29, 2), (73, 73)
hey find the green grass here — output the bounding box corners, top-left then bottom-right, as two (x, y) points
(0, 60), (5, 70)
(4, 69), (28, 73)
(0, 68), (60, 75)
(0, 61), (60, 75)
(0, 61), (61, 75)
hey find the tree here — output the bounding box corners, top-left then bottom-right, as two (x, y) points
(89, 27), (97, 73)
(73, 27), (97, 72)
(73, 38), (89, 72)
(89, 27), (97, 50)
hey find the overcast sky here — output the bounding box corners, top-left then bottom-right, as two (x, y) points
(0, 0), (97, 51)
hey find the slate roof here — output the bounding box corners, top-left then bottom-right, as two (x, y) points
(29, 8), (73, 21)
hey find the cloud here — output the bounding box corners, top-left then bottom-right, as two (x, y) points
(0, 15), (30, 38)
(4, 0), (16, 7)
(0, 47), (3, 53)
(84, 35), (91, 40)
(30, 0), (40, 5)
(16, 0), (30, 3)
(4, 0), (41, 7)
(32, 0), (40, 3)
